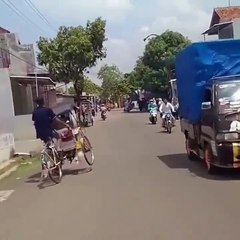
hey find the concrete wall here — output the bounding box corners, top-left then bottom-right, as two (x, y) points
(57, 95), (74, 106)
(48, 90), (57, 109)
(14, 115), (35, 141)
(233, 19), (240, 39)
(0, 33), (35, 76)
(0, 68), (15, 162)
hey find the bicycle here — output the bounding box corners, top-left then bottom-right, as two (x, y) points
(40, 140), (63, 184)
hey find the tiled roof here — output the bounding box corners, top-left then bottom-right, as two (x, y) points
(215, 6), (240, 22)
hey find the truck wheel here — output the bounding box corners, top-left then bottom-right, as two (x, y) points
(204, 145), (217, 174)
(185, 137), (197, 161)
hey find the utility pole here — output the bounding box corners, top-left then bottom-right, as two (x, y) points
(228, 0), (231, 6)
(35, 70), (38, 96)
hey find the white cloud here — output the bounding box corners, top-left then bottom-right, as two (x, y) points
(35, 0), (133, 24)
(146, 0), (211, 41)
(33, 0), (219, 84)
(139, 26), (150, 33)
(88, 36), (143, 84)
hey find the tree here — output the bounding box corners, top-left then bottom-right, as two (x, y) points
(37, 17), (107, 99)
(68, 77), (102, 95)
(98, 64), (133, 101)
(129, 30), (190, 95)
(83, 78), (102, 95)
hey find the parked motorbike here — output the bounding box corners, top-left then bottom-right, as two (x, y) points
(163, 113), (173, 133)
(149, 109), (157, 124)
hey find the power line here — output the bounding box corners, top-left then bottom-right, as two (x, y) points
(24, 0), (57, 33)
(0, 0), (50, 36)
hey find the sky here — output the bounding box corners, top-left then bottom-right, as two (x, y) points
(0, 0), (238, 83)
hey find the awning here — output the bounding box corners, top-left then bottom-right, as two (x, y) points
(10, 75), (56, 86)
(202, 21), (233, 35)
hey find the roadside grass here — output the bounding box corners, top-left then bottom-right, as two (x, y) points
(0, 155), (40, 188)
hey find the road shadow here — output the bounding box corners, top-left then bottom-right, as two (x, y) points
(158, 153), (240, 181)
(62, 167), (92, 176)
(157, 130), (169, 134)
(145, 123), (158, 125)
(26, 167), (92, 189)
(124, 111), (147, 114)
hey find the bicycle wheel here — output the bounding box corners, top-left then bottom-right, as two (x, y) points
(44, 148), (62, 184)
(82, 136), (95, 165)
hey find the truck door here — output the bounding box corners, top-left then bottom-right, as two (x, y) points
(201, 87), (215, 139)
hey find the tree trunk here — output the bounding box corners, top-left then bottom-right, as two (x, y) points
(73, 75), (84, 125)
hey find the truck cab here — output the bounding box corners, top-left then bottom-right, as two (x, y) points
(183, 75), (240, 173)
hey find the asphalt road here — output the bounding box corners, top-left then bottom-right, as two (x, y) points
(1, 110), (240, 240)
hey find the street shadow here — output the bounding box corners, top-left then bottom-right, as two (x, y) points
(62, 167), (92, 176)
(26, 167), (92, 189)
(157, 130), (168, 133)
(145, 123), (157, 125)
(124, 111), (147, 114)
(158, 153), (240, 181)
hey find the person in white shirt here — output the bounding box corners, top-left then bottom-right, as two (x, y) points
(100, 103), (107, 117)
(159, 98), (175, 127)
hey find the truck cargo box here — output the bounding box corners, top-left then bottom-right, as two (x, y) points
(176, 40), (240, 123)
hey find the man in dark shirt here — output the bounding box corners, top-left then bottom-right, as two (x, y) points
(32, 97), (69, 143)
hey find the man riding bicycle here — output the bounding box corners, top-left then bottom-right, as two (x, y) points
(32, 97), (70, 149)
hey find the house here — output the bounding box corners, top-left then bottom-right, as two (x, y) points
(0, 27), (56, 163)
(202, 6), (240, 39)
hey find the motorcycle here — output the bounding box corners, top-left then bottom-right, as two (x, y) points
(163, 113), (173, 133)
(124, 102), (134, 112)
(101, 111), (107, 120)
(149, 109), (157, 124)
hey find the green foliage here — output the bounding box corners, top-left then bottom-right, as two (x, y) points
(98, 64), (133, 101)
(37, 17), (107, 97)
(68, 77), (102, 95)
(130, 30), (190, 94)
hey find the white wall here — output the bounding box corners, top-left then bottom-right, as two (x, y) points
(57, 96), (74, 106)
(0, 68), (15, 162)
(233, 19), (240, 39)
(14, 115), (35, 141)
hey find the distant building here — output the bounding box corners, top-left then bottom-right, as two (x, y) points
(203, 6), (240, 39)
(0, 27), (56, 162)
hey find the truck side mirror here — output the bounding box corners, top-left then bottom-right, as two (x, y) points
(201, 101), (211, 110)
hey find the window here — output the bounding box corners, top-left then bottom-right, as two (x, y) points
(204, 88), (212, 102)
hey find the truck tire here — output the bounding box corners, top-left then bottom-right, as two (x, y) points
(204, 145), (217, 174)
(185, 137), (197, 161)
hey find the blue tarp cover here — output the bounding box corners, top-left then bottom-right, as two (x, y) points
(176, 40), (240, 123)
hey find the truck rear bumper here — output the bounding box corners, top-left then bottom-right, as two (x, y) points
(214, 142), (240, 168)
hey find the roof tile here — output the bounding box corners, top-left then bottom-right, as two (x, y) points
(215, 7), (240, 22)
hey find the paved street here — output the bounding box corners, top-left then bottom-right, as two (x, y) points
(1, 110), (240, 240)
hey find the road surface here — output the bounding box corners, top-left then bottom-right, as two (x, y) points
(1, 110), (240, 240)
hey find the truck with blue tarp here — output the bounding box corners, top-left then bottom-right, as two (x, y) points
(176, 39), (240, 173)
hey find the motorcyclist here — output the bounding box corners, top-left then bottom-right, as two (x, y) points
(148, 99), (158, 112)
(100, 103), (107, 118)
(159, 98), (175, 127)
